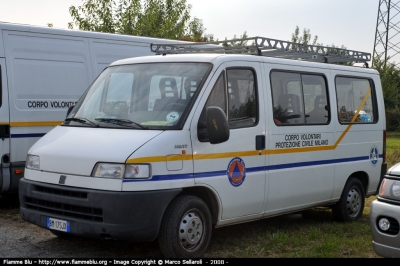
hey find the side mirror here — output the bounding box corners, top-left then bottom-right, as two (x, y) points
(66, 105), (75, 118)
(206, 106), (229, 144)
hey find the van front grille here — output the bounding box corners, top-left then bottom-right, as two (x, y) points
(35, 185), (88, 199)
(25, 197), (103, 222)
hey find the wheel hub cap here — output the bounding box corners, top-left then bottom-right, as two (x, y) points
(179, 211), (204, 249)
(347, 187), (361, 216)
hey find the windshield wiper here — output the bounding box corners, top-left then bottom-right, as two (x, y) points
(95, 118), (149, 129)
(64, 117), (99, 127)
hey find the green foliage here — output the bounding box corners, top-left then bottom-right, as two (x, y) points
(47, 23), (54, 28)
(68, 0), (213, 41)
(290, 26), (352, 66)
(386, 108), (400, 132)
(372, 56), (400, 109)
(221, 32), (258, 54)
(222, 31), (249, 47)
(386, 132), (400, 167)
(291, 25), (318, 46)
(180, 17), (214, 42)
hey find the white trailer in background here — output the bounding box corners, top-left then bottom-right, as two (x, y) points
(0, 22), (174, 194)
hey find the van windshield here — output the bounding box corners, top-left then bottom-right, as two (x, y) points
(65, 63), (211, 129)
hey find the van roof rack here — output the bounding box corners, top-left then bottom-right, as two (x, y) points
(151, 36), (371, 66)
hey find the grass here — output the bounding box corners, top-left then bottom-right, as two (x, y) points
(386, 132), (400, 167)
(3, 134), (400, 258)
(204, 200), (378, 258)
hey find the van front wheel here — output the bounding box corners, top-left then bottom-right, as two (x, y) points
(158, 195), (212, 258)
(332, 177), (365, 222)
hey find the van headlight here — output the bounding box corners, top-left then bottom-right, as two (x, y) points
(125, 164), (151, 179)
(92, 163), (151, 179)
(26, 155), (40, 170)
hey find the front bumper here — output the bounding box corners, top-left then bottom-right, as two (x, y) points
(370, 199), (400, 257)
(19, 178), (181, 241)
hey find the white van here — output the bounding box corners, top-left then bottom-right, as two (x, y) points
(0, 22), (175, 194)
(19, 37), (387, 258)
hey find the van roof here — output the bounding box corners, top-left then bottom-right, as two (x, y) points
(110, 53), (379, 75)
(110, 53), (237, 65)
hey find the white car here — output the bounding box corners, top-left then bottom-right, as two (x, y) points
(370, 162), (400, 257)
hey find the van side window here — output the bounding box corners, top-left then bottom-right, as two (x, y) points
(271, 71), (329, 125)
(335, 77), (376, 124)
(303, 75), (329, 124)
(204, 72), (226, 113)
(198, 72), (226, 142)
(227, 69), (257, 128)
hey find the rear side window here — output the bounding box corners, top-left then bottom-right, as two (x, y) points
(271, 71), (329, 125)
(335, 77), (376, 124)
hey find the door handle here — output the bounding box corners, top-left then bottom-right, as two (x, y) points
(255, 135), (265, 150)
(0, 125), (9, 140)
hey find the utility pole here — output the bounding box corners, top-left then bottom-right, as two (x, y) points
(373, 0), (400, 66)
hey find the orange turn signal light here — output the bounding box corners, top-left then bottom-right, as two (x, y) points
(15, 169), (23, 175)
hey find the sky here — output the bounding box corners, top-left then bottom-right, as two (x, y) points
(0, 0), (382, 62)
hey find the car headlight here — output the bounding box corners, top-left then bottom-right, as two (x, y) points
(92, 163), (151, 179)
(26, 155), (40, 170)
(379, 178), (400, 200)
(379, 179), (387, 196)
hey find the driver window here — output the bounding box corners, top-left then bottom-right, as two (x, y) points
(227, 69), (257, 128)
(198, 72), (226, 142)
(204, 72), (226, 112)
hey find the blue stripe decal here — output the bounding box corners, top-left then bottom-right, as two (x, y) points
(123, 173), (194, 182)
(11, 133), (46, 138)
(122, 155), (377, 183)
(269, 156), (369, 171)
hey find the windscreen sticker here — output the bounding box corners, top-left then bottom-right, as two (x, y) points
(227, 157), (246, 187)
(370, 145), (378, 166)
(166, 112), (180, 123)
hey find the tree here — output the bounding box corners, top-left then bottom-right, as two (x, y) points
(222, 31), (249, 47)
(180, 17), (214, 42)
(68, 0), (212, 41)
(291, 26), (318, 46)
(373, 56), (400, 109)
(372, 56), (400, 130)
(290, 26), (353, 65)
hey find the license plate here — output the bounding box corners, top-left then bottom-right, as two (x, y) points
(46, 217), (70, 232)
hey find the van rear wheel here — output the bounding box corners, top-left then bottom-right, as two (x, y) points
(158, 195), (212, 258)
(332, 177), (365, 222)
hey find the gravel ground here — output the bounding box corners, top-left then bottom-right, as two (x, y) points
(0, 195), (164, 258)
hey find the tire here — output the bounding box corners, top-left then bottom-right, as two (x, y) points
(158, 195), (212, 258)
(332, 177), (365, 222)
